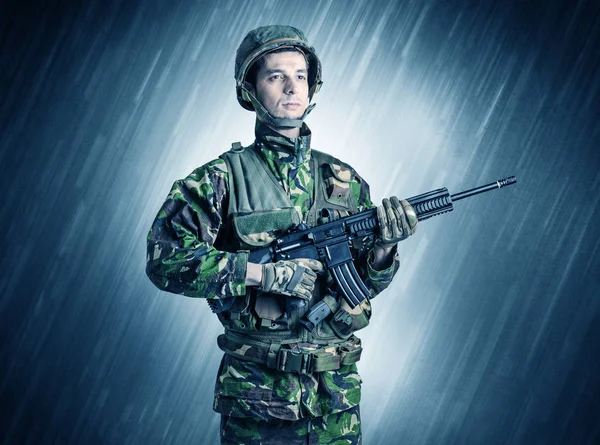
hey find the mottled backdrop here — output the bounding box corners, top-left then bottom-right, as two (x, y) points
(1, 0), (599, 444)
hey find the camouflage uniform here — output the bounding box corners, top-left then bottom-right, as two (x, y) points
(147, 122), (399, 443)
(220, 405), (361, 445)
(147, 25), (400, 444)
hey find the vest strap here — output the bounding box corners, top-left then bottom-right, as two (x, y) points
(217, 332), (362, 374)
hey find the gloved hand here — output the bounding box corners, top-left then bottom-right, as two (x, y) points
(260, 259), (324, 300)
(376, 196), (418, 247)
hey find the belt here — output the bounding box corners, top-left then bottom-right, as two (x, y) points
(217, 332), (362, 374)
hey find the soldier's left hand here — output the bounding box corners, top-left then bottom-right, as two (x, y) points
(375, 196), (418, 247)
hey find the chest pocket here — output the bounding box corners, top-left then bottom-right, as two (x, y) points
(232, 208), (300, 248)
(321, 163), (357, 210)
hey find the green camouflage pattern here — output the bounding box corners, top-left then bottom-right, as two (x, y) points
(146, 158), (249, 299)
(221, 405), (361, 444)
(322, 162), (358, 210)
(214, 354), (362, 421)
(146, 121), (400, 424)
(216, 333), (363, 374)
(147, 121), (397, 300)
(256, 123), (315, 221)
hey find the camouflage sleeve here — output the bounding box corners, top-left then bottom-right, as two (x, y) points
(351, 172), (400, 297)
(146, 159), (248, 299)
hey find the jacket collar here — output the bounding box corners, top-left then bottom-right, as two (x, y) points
(254, 120), (312, 165)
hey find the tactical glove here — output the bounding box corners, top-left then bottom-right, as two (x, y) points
(260, 259), (324, 300)
(376, 196), (418, 247)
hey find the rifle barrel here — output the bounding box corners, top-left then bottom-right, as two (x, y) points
(451, 176), (516, 202)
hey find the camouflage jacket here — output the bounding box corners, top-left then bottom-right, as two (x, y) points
(146, 122), (400, 421)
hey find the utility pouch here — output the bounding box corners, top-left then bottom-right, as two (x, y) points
(255, 293), (288, 331)
(330, 299), (372, 338)
(232, 208), (300, 248)
(228, 293), (258, 331)
(322, 163), (355, 208)
(300, 294), (339, 332)
(229, 311), (257, 331)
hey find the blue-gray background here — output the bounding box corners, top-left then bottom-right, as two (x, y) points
(1, 0), (599, 444)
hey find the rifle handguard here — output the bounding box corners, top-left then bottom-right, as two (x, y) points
(406, 188), (453, 221)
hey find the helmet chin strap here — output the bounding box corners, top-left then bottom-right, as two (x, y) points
(242, 86), (316, 130)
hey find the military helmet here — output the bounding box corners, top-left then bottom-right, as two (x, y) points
(235, 25), (323, 113)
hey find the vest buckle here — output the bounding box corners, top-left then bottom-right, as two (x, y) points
(230, 141), (244, 153)
(277, 349), (312, 373)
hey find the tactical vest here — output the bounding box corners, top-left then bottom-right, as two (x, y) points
(214, 142), (371, 374)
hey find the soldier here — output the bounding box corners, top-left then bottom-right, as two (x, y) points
(146, 25), (418, 444)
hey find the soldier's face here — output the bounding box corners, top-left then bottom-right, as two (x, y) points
(252, 51), (309, 120)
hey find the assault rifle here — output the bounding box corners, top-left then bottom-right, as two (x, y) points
(208, 176), (516, 317)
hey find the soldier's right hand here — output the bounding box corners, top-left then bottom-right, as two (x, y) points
(260, 259), (324, 300)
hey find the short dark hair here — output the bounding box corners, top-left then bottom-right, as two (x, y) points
(245, 47), (309, 88)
